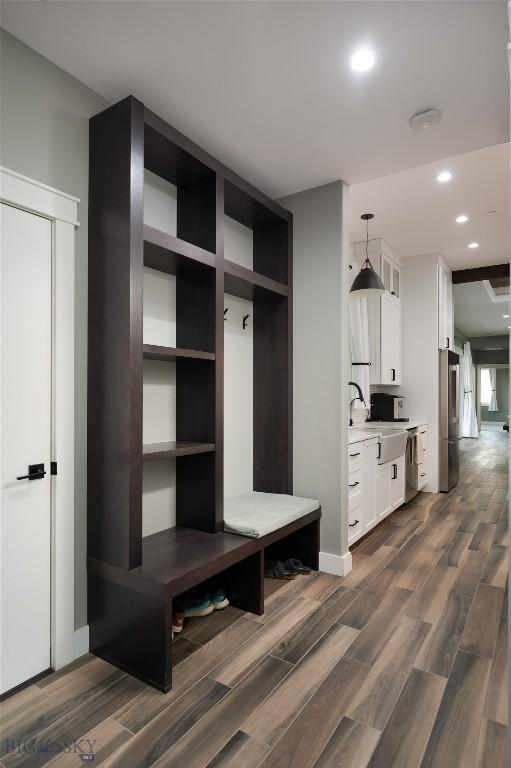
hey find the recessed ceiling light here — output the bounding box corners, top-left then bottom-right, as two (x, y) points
(350, 47), (376, 72)
(455, 215), (468, 224)
(468, 242), (479, 249)
(437, 171), (452, 183)
(503, 314), (509, 319)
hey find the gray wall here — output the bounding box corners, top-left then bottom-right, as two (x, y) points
(1, 30), (108, 629)
(480, 368), (509, 423)
(279, 182), (350, 561)
(470, 335), (509, 366)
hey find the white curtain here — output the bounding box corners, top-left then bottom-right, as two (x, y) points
(348, 295), (370, 409)
(488, 368), (498, 411)
(461, 342), (478, 438)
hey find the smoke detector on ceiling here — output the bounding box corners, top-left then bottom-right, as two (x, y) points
(410, 108), (441, 130)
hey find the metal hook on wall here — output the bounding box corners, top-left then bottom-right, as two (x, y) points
(224, 308), (229, 321)
(242, 314), (250, 330)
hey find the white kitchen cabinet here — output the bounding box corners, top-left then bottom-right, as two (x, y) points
(438, 263), (453, 350)
(353, 238), (402, 386)
(417, 424), (428, 489)
(380, 293), (401, 384)
(347, 436), (378, 545)
(376, 461), (392, 520)
(376, 455), (405, 521)
(390, 455), (406, 510)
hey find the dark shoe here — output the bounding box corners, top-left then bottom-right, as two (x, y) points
(284, 558), (312, 575)
(265, 560), (297, 580)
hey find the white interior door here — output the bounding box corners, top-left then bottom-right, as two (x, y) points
(1, 203), (52, 694)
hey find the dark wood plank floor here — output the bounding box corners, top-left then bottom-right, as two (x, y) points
(1, 431), (507, 767)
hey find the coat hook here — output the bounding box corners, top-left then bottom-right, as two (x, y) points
(224, 308), (229, 321)
(243, 314), (250, 329)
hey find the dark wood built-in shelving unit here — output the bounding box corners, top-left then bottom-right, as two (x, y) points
(88, 96), (318, 692)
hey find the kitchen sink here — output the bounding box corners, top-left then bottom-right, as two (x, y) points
(378, 428), (408, 464)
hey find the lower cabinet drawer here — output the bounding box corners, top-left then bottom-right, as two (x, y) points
(348, 505), (363, 543)
(348, 469), (362, 499)
(348, 447), (363, 472)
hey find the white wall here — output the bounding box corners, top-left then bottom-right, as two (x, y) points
(224, 217), (254, 498)
(0, 30), (107, 630)
(279, 182), (351, 571)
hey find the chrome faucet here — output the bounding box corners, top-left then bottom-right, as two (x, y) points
(349, 382), (366, 426)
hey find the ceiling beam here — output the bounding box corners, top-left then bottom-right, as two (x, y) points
(452, 263), (510, 284)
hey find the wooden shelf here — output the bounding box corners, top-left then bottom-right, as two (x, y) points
(144, 225), (215, 275)
(224, 259), (288, 300)
(143, 344), (215, 362)
(142, 441), (215, 461)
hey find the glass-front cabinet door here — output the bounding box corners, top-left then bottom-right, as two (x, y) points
(381, 254), (392, 293)
(391, 265), (400, 299)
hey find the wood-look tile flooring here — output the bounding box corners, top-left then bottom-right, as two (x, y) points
(1, 432), (508, 767)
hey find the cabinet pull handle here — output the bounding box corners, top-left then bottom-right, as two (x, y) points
(350, 452), (361, 457)
(349, 520), (360, 527)
(420, 472), (426, 477)
(391, 290), (396, 296)
(392, 463), (398, 480)
(391, 368), (396, 381)
(446, 337), (450, 348)
(349, 481), (360, 488)
(377, 443), (381, 459)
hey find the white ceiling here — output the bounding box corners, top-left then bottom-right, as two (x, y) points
(1, 1), (509, 198)
(454, 281), (510, 337)
(350, 142), (510, 269)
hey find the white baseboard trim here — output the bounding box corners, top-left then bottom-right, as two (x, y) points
(74, 625), (89, 659)
(319, 550), (352, 576)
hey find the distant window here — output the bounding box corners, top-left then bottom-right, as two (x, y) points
(480, 369), (492, 406)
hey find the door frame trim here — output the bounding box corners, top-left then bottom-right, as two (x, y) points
(1, 166), (77, 672)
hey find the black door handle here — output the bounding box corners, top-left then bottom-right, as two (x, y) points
(392, 463), (398, 480)
(16, 463), (46, 481)
(391, 368), (396, 381)
(350, 452), (361, 458)
(349, 481), (360, 488)
(349, 520), (360, 527)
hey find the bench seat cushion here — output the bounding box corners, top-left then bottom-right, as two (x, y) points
(224, 491), (320, 538)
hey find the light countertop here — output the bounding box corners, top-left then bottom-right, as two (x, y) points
(360, 420), (428, 430)
(349, 420), (428, 443)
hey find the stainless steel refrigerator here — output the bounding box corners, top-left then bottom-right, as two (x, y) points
(439, 349), (460, 492)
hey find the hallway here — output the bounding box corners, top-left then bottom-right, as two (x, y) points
(0, 433), (507, 768)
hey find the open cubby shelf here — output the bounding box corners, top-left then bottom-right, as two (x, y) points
(88, 95), (316, 693)
(143, 344), (215, 362)
(224, 259), (288, 300)
(144, 224), (215, 276)
(142, 441), (215, 461)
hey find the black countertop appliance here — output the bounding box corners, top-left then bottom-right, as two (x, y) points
(369, 392), (409, 422)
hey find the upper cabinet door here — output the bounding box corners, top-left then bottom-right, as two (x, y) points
(380, 293), (400, 384)
(391, 264), (400, 300)
(438, 264), (453, 350)
(381, 252), (400, 301)
(381, 254), (392, 293)
(445, 269), (453, 350)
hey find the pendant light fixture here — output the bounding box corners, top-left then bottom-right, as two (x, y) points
(350, 213), (385, 296)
